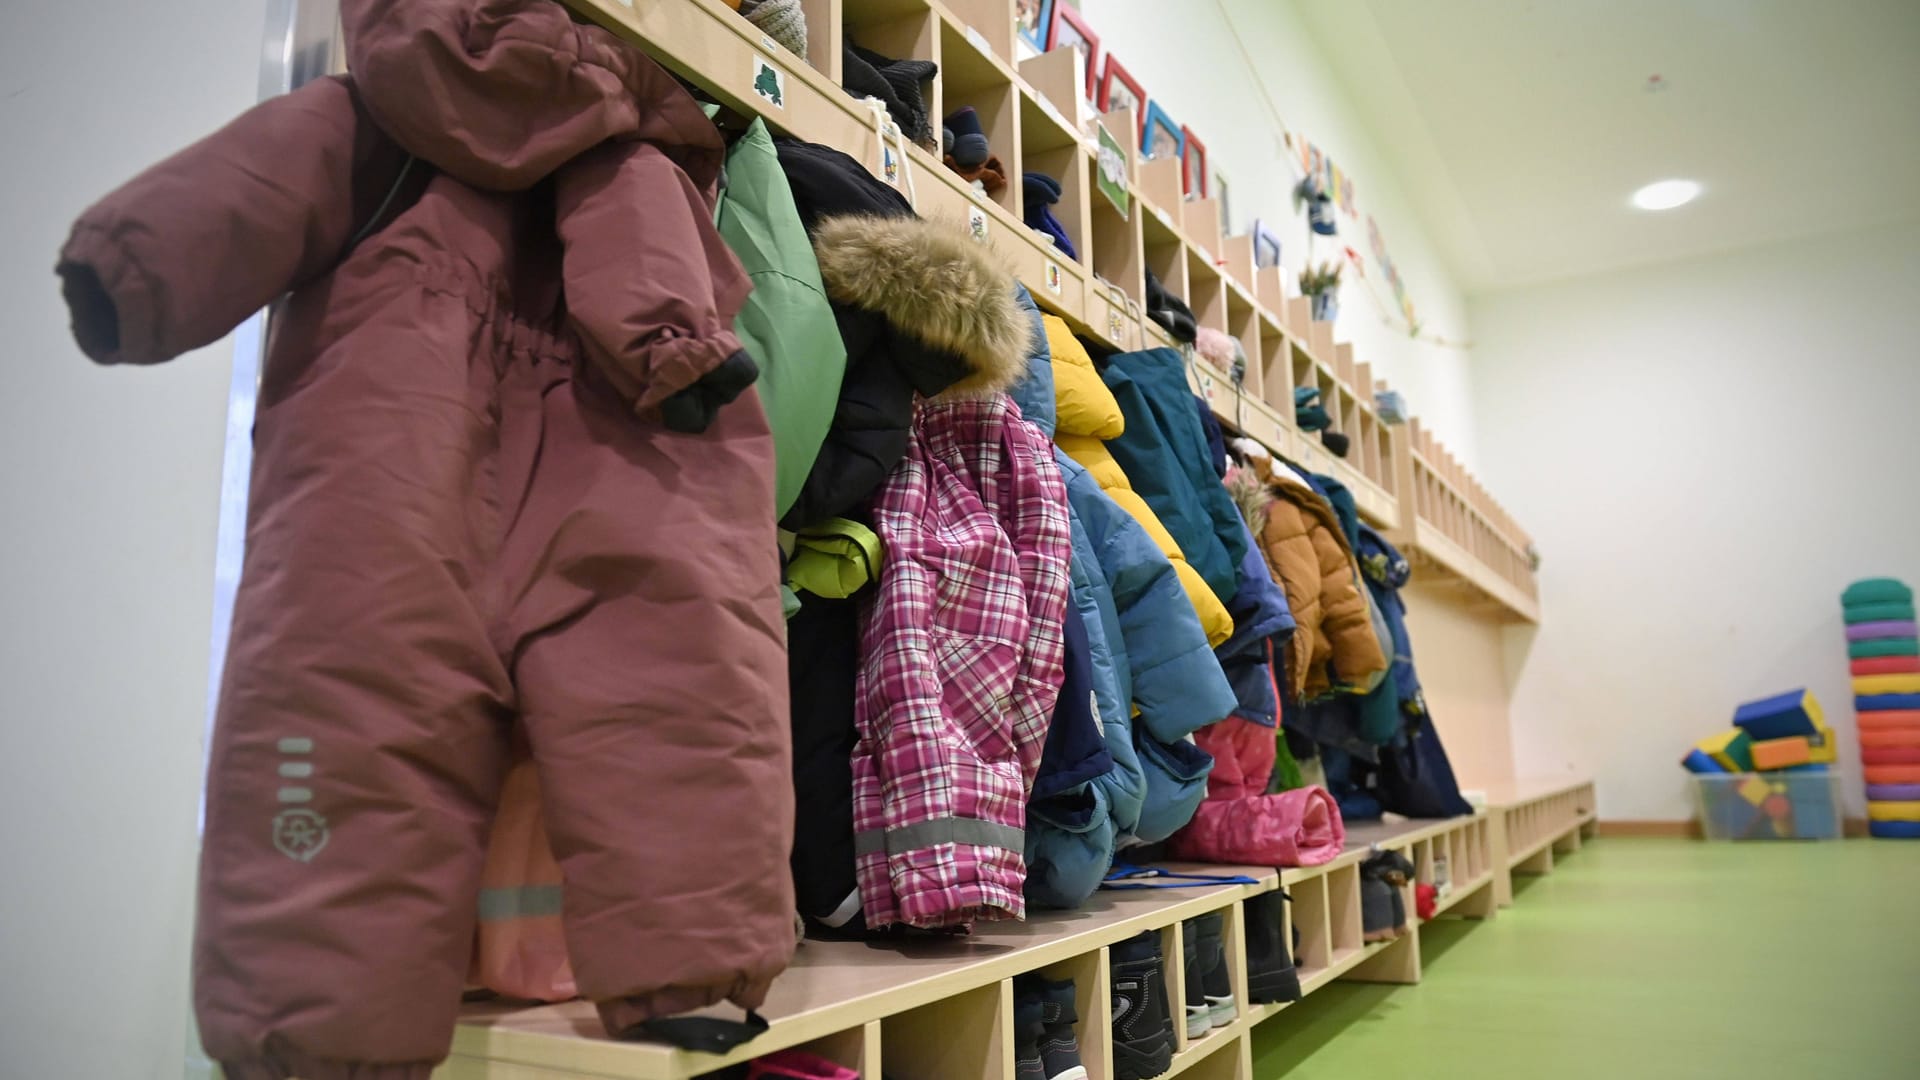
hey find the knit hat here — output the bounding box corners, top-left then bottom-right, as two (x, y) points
(1374, 388), (1408, 425)
(738, 0), (808, 58)
(1144, 267), (1198, 344)
(842, 43), (939, 148)
(1294, 386), (1331, 431)
(944, 107), (990, 168)
(1195, 327), (1236, 369)
(1320, 430), (1350, 458)
(1021, 173), (1079, 260)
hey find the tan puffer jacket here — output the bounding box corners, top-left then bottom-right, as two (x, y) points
(1231, 447), (1386, 702)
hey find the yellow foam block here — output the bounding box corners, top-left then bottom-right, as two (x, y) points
(1853, 673), (1920, 695)
(1737, 776), (1772, 806)
(1751, 736), (1812, 770)
(1697, 729), (1755, 772)
(1867, 800), (1920, 822)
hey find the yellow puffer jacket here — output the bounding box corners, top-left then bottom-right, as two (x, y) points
(1046, 315), (1233, 646)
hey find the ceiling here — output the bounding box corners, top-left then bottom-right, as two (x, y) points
(1285, 0), (1920, 292)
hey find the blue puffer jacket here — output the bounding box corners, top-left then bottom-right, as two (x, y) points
(1217, 520), (1294, 727)
(1010, 289), (1235, 907)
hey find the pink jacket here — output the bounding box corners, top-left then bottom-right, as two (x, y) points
(1168, 717), (1347, 866)
(854, 397), (1073, 928)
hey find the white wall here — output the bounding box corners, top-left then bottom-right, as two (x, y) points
(1471, 222), (1920, 820)
(1081, 0), (1483, 465)
(0, 2), (262, 1075)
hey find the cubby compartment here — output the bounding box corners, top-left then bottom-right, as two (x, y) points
(881, 978), (1012, 1079)
(1143, 210), (1188, 312)
(1024, 949), (1112, 1080)
(843, 0), (939, 120)
(938, 18), (1018, 215)
(1225, 289), (1261, 396)
(945, 0), (1016, 65)
(795, 0), (844, 78)
(1289, 874), (1333, 980)
(1186, 251), (1226, 336)
(1019, 99), (1088, 267)
(1326, 863), (1363, 962)
(774, 1022), (882, 1079)
(1258, 317), (1289, 412)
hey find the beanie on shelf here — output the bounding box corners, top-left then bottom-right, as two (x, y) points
(1321, 430), (1350, 458)
(1295, 386), (1331, 432)
(739, 0), (808, 58)
(944, 107), (990, 168)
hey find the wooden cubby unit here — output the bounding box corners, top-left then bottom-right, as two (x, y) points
(441, 791), (1583, 1079)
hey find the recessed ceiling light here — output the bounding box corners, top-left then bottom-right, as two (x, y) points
(1631, 179), (1702, 211)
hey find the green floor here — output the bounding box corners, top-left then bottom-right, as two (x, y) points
(1251, 838), (1920, 1079)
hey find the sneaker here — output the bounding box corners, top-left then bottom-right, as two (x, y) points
(1110, 930), (1174, 1080)
(1360, 851), (1416, 942)
(1243, 891), (1301, 1004)
(1013, 993), (1048, 1080)
(1016, 975), (1089, 1080)
(1181, 918), (1207, 1039)
(1193, 912), (1235, 1028)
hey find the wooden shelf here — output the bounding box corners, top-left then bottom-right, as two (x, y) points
(435, 799), (1602, 1079)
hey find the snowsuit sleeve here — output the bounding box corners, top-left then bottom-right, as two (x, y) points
(1095, 494), (1236, 745)
(1314, 527), (1388, 689)
(57, 77), (404, 366)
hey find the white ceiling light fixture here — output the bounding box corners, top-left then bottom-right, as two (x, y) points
(1631, 179), (1703, 211)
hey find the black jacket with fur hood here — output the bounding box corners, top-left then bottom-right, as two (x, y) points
(774, 138), (1027, 530)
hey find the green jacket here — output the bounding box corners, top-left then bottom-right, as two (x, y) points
(713, 117), (846, 519)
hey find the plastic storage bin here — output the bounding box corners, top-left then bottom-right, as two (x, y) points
(1691, 770), (1843, 840)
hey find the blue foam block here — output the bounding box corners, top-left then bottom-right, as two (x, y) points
(1680, 748), (1729, 774)
(1868, 819), (1920, 839)
(1733, 690), (1820, 741)
(1856, 693), (1920, 712)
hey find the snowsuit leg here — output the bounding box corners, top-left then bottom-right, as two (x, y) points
(492, 357), (795, 1034)
(195, 247), (517, 1080)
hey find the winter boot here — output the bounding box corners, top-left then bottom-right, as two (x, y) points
(1193, 912), (1234, 1029)
(1243, 891), (1301, 1004)
(1013, 992), (1048, 1080)
(1110, 930), (1174, 1080)
(1360, 851), (1415, 942)
(1181, 918), (1208, 1039)
(1016, 975), (1089, 1080)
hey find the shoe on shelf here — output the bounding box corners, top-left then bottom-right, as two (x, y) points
(1181, 917), (1208, 1039)
(1014, 974), (1089, 1080)
(1013, 992), (1048, 1080)
(1193, 911), (1235, 1029)
(1243, 890), (1301, 1004)
(1361, 850), (1417, 942)
(1110, 929), (1174, 1080)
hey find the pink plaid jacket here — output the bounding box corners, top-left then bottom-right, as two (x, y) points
(854, 396), (1073, 929)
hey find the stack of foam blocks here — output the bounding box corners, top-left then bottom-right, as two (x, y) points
(1844, 578), (1920, 839)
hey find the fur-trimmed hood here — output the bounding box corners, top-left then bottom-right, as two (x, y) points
(811, 214), (1031, 396)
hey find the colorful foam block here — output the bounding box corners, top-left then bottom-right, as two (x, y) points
(1680, 748), (1728, 774)
(1866, 764), (1920, 785)
(1866, 783), (1920, 801)
(1857, 693), (1920, 712)
(1867, 801), (1920, 822)
(1843, 578), (1914, 606)
(1852, 655), (1920, 677)
(1696, 729), (1755, 772)
(1853, 674), (1920, 696)
(1844, 600), (1918, 624)
(1750, 736), (1812, 770)
(1733, 689), (1824, 742)
(1853, 639), (1919, 661)
(1863, 746), (1920, 766)
(1859, 710), (1920, 732)
(1868, 820), (1920, 839)
(1736, 776), (1772, 805)
(1860, 728), (1920, 750)
(1846, 619), (1920, 642)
